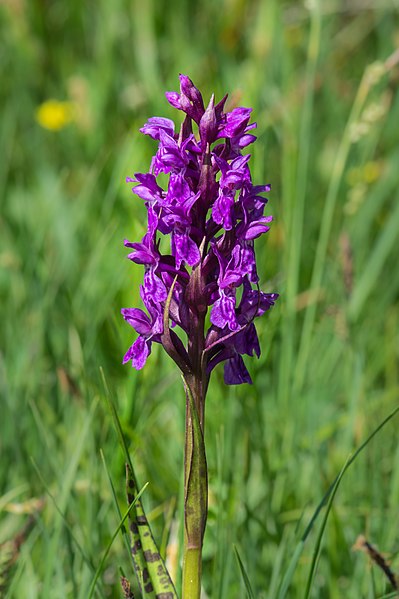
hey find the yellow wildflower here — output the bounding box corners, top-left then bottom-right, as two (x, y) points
(35, 99), (75, 131)
(363, 160), (382, 184)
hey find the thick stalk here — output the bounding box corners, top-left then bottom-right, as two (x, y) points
(182, 547), (202, 599)
(182, 380), (208, 599)
(182, 262), (209, 598)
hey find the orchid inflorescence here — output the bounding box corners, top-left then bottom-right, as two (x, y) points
(122, 74), (278, 389)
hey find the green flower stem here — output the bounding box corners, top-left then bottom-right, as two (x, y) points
(182, 546), (202, 599)
(182, 380), (208, 599)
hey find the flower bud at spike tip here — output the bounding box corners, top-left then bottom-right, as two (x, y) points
(199, 95), (218, 147)
(122, 75), (278, 385)
(179, 74), (205, 113)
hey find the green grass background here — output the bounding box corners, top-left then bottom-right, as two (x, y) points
(1, 0), (399, 597)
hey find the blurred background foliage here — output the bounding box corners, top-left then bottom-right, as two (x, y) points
(1, 0), (399, 597)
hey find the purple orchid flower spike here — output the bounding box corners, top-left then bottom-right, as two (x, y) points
(122, 74), (278, 388)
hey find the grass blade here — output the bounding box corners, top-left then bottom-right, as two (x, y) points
(87, 481), (148, 599)
(234, 545), (256, 599)
(303, 456), (350, 598)
(30, 459), (96, 575)
(276, 542), (304, 599)
(99, 449), (136, 563)
(100, 367), (133, 472)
